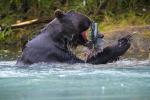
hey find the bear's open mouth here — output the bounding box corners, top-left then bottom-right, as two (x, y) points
(81, 30), (88, 41)
(81, 26), (92, 41)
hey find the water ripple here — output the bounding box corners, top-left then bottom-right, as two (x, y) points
(0, 59), (149, 78)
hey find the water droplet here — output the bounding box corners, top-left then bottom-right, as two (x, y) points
(101, 86), (105, 90)
(121, 83), (124, 87)
(59, 74), (66, 77)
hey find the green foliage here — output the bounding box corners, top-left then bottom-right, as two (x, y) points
(0, 27), (12, 41)
(0, 0), (149, 23)
(0, 0), (149, 47)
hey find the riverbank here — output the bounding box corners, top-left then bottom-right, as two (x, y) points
(0, 25), (150, 60)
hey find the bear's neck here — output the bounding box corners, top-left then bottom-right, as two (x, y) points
(41, 19), (65, 50)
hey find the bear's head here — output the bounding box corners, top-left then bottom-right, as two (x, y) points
(55, 9), (91, 34)
(52, 9), (92, 48)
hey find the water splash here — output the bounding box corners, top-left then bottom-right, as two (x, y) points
(0, 59), (149, 78)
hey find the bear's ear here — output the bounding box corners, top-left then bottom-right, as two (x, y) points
(54, 9), (64, 18)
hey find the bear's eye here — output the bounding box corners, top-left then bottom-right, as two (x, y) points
(68, 12), (74, 16)
(68, 10), (75, 14)
(67, 10), (76, 16)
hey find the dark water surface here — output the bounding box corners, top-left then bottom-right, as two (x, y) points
(0, 49), (150, 100)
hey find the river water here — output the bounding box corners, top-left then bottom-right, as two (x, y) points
(0, 50), (150, 100)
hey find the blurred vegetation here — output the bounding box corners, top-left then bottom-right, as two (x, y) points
(0, 0), (150, 52)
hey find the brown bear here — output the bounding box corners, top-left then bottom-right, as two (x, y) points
(16, 10), (91, 65)
(16, 10), (131, 65)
